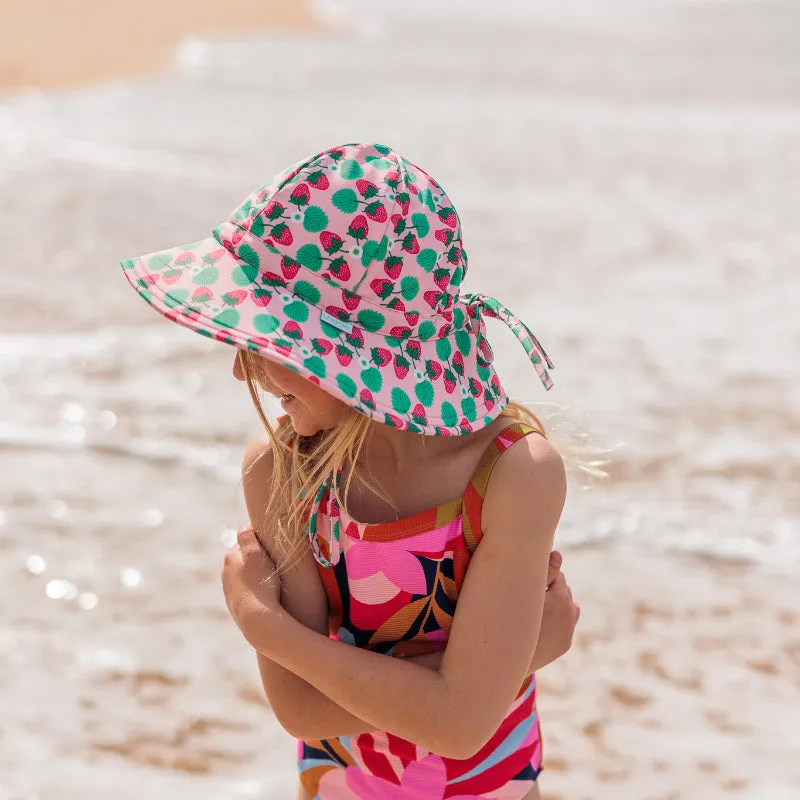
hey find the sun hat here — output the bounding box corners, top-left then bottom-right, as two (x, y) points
(121, 143), (554, 564)
(121, 142), (553, 432)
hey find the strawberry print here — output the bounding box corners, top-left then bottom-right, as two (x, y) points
(370, 278), (393, 299)
(393, 355), (410, 379)
(348, 215), (369, 241)
(280, 256), (301, 279)
(264, 200), (285, 220)
(384, 256), (403, 279)
(335, 345), (353, 366)
(270, 222), (293, 246)
(251, 288), (271, 306)
(371, 347), (391, 367)
(290, 183), (310, 206)
(341, 289), (361, 311)
(364, 201), (388, 222)
(356, 179), (379, 198)
(307, 170), (329, 190)
(320, 231), (344, 254)
(122, 142), (554, 455)
(312, 337), (333, 355)
(328, 257), (351, 281)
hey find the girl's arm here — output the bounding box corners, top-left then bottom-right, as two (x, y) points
(244, 434), (566, 759)
(242, 434), (443, 740)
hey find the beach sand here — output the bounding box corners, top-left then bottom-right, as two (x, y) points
(536, 546), (800, 800)
(0, 0), (319, 93)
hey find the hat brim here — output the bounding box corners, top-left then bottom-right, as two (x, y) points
(121, 235), (508, 435)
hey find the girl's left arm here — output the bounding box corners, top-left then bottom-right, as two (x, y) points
(241, 435), (566, 760)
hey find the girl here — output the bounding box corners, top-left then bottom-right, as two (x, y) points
(121, 143), (580, 799)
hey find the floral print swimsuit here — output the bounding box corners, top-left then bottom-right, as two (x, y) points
(298, 422), (544, 799)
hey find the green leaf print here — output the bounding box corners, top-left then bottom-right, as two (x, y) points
(193, 267), (219, 286)
(336, 374), (357, 398)
(373, 144), (391, 155)
(163, 288), (188, 309)
(214, 309), (240, 329)
(411, 212), (430, 238)
(400, 276), (420, 301)
(435, 338), (452, 361)
(361, 235), (388, 267)
(454, 330), (472, 356)
(284, 301), (309, 323)
(303, 206), (329, 233)
(293, 280), (321, 305)
(231, 264), (259, 286)
(416, 249), (437, 272)
(254, 314), (280, 334)
(357, 309), (385, 332)
(417, 320), (436, 341)
(476, 363), (491, 381)
(250, 215), (265, 238)
(415, 380), (434, 407)
(417, 188), (436, 213)
(339, 159), (364, 180)
(238, 244), (259, 270)
(121, 258), (136, 271)
(296, 244), (323, 271)
(304, 356), (326, 378)
(361, 367), (383, 392)
(391, 388), (411, 414)
(332, 188), (359, 214)
(364, 157), (392, 169)
(441, 401), (458, 428)
(148, 253), (173, 271)
(450, 266), (464, 286)
(461, 397), (477, 422)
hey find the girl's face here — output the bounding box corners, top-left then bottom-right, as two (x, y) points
(233, 351), (348, 436)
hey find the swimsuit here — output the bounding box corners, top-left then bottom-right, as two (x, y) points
(298, 421), (545, 799)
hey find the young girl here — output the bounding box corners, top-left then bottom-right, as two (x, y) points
(121, 143), (580, 799)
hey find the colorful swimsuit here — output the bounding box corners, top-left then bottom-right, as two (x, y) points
(298, 421), (545, 799)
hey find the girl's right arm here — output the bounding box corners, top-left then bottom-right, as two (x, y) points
(242, 434), (443, 740)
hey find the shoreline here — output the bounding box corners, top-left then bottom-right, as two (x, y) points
(0, 0), (321, 94)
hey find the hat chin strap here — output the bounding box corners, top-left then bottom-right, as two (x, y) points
(463, 292), (555, 391)
(306, 294), (555, 568)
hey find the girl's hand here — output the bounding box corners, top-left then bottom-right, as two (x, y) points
(530, 550), (581, 671)
(221, 527), (280, 648)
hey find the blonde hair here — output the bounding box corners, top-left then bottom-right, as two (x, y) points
(239, 351), (602, 570)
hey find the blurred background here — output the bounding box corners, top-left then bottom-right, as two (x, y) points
(1, 1), (799, 798)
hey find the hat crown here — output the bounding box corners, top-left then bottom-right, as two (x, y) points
(216, 144), (467, 337)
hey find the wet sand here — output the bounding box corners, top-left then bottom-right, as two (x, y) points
(0, 0), (319, 93)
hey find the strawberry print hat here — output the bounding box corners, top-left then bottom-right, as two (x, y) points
(122, 142), (552, 434)
(121, 143), (554, 564)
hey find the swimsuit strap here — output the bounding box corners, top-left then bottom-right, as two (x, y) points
(461, 420), (545, 554)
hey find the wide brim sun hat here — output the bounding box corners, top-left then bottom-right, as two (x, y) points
(121, 142), (553, 437)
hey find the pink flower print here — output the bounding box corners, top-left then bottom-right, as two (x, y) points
(339, 754), (484, 799)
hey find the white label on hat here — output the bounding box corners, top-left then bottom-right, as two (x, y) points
(320, 310), (354, 334)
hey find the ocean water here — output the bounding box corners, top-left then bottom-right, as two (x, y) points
(1, 0), (799, 796)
